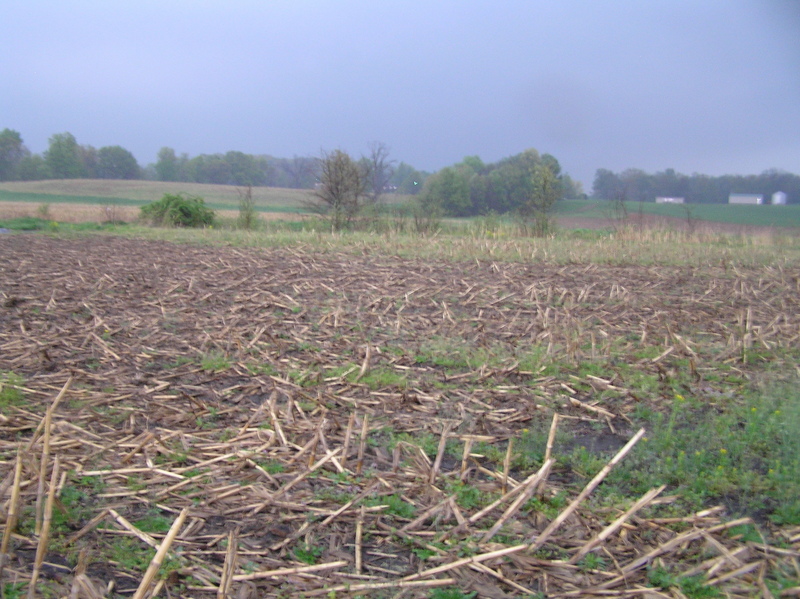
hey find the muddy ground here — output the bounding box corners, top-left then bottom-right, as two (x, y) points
(1, 234), (798, 597)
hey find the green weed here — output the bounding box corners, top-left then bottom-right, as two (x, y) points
(2, 583), (27, 599)
(378, 428), (441, 458)
(313, 486), (355, 504)
(106, 536), (185, 578)
(472, 440), (506, 466)
(200, 351), (231, 372)
(429, 588), (477, 599)
(254, 459), (286, 474)
(606, 383), (800, 522)
(445, 480), (492, 510)
(168, 355), (194, 368)
(578, 552), (607, 572)
(134, 510), (173, 533)
(246, 362), (278, 376)
(357, 366), (407, 390)
(412, 546), (437, 560)
(567, 446), (607, 479)
(52, 484), (94, 532)
(125, 476), (147, 492)
(73, 473), (107, 494)
(366, 494), (415, 519)
(0, 371), (25, 410)
(292, 543), (324, 565)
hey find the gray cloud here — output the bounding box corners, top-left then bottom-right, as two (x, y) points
(1, 0), (798, 188)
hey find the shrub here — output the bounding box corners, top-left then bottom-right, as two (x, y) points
(237, 186), (258, 230)
(140, 193), (215, 228)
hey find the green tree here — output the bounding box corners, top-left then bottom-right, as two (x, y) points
(391, 162), (427, 194)
(97, 145), (141, 179)
(420, 166), (472, 216)
(225, 151), (266, 186)
(619, 168), (652, 202)
(79, 144), (98, 178)
(592, 168), (623, 199)
(45, 132), (85, 179)
(490, 151), (539, 212)
(541, 153), (561, 177)
(188, 154), (230, 184)
(521, 162), (561, 236)
(309, 149), (367, 231)
(155, 147), (179, 181)
(0, 128), (28, 181)
(16, 154), (50, 180)
(460, 155), (486, 174)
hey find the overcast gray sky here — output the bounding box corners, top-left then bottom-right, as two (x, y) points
(2, 1), (799, 188)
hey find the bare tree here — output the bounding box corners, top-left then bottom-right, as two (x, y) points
(308, 149), (366, 231)
(363, 141), (396, 204)
(237, 186), (258, 230)
(283, 155), (315, 189)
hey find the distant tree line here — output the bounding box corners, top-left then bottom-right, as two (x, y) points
(0, 128), (430, 194)
(592, 167), (799, 204)
(151, 144), (429, 194)
(0, 129), (141, 181)
(419, 149), (584, 217)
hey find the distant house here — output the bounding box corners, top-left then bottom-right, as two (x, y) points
(655, 197), (685, 204)
(772, 191), (787, 205)
(729, 193), (764, 205)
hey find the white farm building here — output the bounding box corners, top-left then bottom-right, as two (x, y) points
(729, 194), (764, 205)
(655, 197), (685, 204)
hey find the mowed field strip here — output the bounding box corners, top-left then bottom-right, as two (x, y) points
(0, 179), (317, 214)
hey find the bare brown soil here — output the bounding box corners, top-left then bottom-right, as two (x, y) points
(1, 235), (798, 597)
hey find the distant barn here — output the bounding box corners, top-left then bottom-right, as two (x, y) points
(655, 197), (685, 204)
(729, 193), (764, 205)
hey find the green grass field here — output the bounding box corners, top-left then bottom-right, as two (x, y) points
(556, 198), (800, 228)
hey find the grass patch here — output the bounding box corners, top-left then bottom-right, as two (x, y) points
(648, 566), (722, 598)
(0, 216), (125, 232)
(133, 510), (174, 534)
(200, 351), (231, 372)
(2, 583), (27, 599)
(0, 371), (25, 411)
(358, 366), (407, 390)
(292, 543), (324, 565)
(429, 589), (477, 599)
(106, 535), (184, 576)
(606, 382), (800, 522)
(253, 459), (285, 474)
(365, 494), (416, 519)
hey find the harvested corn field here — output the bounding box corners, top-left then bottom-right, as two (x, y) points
(1, 234), (799, 598)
